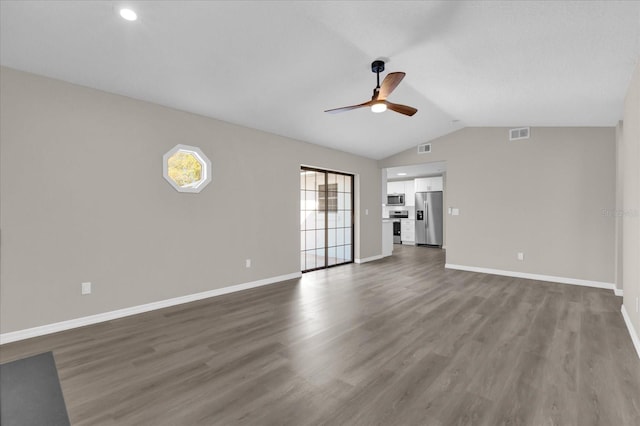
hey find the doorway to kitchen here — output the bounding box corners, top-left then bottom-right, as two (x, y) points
(300, 167), (354, 272)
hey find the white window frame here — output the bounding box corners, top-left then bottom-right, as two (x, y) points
(162, 144), (212, 193)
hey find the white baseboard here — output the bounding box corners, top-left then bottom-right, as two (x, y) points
(355, 254), (384, 264)
(444, 264), (615, 291)
(0, 272), (302, 345)
(621, 305), (640, 360)
(614, 288), (624, 297)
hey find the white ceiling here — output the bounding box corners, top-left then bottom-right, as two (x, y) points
(1, 1), (639, 160)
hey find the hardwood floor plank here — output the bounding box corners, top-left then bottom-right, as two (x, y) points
(577, 310), (626, 426)
(1, 245), (639, 425)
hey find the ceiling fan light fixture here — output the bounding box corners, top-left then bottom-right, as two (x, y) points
(371, 102), (387, 113)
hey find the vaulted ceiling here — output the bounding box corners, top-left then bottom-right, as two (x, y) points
(1, 1), (639, 159)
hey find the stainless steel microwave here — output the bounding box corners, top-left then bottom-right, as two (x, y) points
(387, 194), (405, 206)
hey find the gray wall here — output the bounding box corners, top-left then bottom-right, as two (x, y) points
(621, 61), (640, 336)
(380, 126), (616, 284)
(0, 67), (382, 334)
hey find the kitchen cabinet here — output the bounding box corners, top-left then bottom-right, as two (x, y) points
(414, 178), (427, 192)
(432, 177), (444, 191)
(415, 176), (443, 192)
(387, 180), (415, 206)
(404, 180), (415, 207)
(401, 219), (415, 244)
(382, 221), (393, 256)
(387, 181), (405, 195)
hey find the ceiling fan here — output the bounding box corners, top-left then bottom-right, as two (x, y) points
(325, 60), (417, 117)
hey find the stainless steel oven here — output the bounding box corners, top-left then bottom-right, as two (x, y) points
(389, 210), (408, 244)
(392, 221), (401, 244)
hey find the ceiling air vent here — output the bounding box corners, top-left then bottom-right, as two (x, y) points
(417, 143), (432, 154)
(509, 127), (530, 141)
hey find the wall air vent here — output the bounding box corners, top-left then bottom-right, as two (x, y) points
(509, 127), (530, 141)
(417, 143), (432, 154)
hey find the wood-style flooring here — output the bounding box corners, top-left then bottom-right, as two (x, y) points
(1, 245), (639, 425)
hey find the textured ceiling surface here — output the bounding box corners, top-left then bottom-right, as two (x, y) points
(1, 1), (639, 159)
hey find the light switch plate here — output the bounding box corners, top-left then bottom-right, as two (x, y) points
(452, 208), (460, 216)
(81, 282), (91, 295)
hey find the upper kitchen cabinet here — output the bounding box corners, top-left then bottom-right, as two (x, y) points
(387, 181), (405, 194)
(404, 180), (415, 206)
(415, 176), (443, 192)
(387, 180), (415, 206)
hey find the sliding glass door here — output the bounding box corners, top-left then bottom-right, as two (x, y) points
(300, 167), (354, 272)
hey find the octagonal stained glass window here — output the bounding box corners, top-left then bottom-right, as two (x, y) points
(163, 145), (212, 193)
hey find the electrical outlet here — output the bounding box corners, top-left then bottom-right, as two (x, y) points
(517, 252), (525, 261)
(245, 259), (251, 268)
(452, 208), (460, 216)
(81, 282), (92, 295)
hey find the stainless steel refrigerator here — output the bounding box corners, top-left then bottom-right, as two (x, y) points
(415, 191), (443, 246)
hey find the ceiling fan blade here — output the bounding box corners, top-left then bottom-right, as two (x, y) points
(377, 72), (405, 100)
(324, 101), (373, 114)
(385, 101), (418, 116)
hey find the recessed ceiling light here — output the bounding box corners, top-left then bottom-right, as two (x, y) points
(397, 172), (407, 176)
(119, 8), (137, 21)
